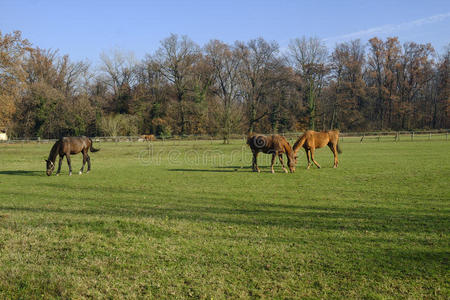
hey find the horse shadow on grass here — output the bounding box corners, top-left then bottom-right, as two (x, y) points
(168, 167), (253, 173)
(0, 170), (43, 176)
(168, 165), (287, 173)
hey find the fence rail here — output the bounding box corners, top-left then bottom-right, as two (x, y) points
(0, 130), (448, 144)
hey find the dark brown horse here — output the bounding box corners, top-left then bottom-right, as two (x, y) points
(293, 130), (341, 169)
(247, 134), (297, 173)
(45, 136), (100, 176)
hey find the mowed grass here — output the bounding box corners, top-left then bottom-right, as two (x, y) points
(0, 138), (449, 299)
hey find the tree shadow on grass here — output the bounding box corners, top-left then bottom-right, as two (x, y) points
(1, 191), (448, 235)
(0, 170), (43, 176)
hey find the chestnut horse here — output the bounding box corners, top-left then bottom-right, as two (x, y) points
(45, 136), (100, 176)
(141, 134), (156, 141)
(293, 130), (341, 169)
(247, 134), (297, 173)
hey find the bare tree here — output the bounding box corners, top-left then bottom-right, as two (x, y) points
(154, 34), (200, 135)
(236, 38), (281, 133)
(100, 49), (137, 113)
(205, 40), (242, 143)
(288, 37), (328, 130)
(329, 39), (366, 130)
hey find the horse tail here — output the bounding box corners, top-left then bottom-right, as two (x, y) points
(89, 138), (100, 152)
(334, 130), (342, 154)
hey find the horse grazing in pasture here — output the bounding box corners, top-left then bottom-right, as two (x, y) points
(293, 130), (341, 169)
(141, 134), (156, 141)
(247, 134), (297, 173)
(45, 136), (100, 176)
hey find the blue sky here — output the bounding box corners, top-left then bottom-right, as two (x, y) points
(1, 0), (449, 64)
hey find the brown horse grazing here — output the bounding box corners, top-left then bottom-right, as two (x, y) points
(45, 136), (100, 176)
(141, 134), (156, 141)
(247, 134), (297, 173)
(293, 130), (341, 169)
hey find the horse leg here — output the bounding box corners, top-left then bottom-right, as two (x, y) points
(310, 148), (321, 169)
(86, 155), (91, 173)
(305, 148), (311, 169)
(56, 155), (63, 176)
(271, 152), (277, 174)
(252, 151), (260, 173)
(328, 143), (338, 168)
(278, 154), (288, 173)
(80, 151), (87, 175)
(66, 154), (72, 176)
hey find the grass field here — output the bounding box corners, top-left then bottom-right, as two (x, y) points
(0, 138), (449, 299)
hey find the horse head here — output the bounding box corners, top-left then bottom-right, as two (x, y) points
(287, 153), (297, 173)
(45, 159), (55, 176)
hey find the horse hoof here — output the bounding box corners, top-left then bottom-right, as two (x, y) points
(56, 173), (59, 176)
(79, 171), (82, 175)
(69, 173), (72, 176)
(284, 169), (288, 173)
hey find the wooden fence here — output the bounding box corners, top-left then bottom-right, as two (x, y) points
(0, 130), (448, 144)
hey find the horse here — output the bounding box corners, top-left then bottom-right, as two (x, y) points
(141, 134), (156, 141)
(45, 136), (100, 176)
(293, 130), (341, 169)
(247, 134), (297, 173)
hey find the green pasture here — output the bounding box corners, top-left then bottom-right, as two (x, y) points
(0, 138), (449, 299)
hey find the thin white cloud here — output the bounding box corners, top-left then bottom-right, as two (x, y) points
(324, 12), (450, 42)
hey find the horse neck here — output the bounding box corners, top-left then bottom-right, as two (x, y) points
(284, 142), (294, 159)
(292, 136), (305, 154)
(48, 141), (60, 162)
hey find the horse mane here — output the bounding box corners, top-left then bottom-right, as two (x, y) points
(279, 136), (295, 158)
(246, 132), (257, 145)
(47, 139), (60, 163)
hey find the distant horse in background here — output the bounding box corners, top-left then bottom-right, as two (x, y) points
(293, 130), (341, 169)
(141, 134), (156, 141)
(45, 136), (100, 176)
(247, 134), (297, 173)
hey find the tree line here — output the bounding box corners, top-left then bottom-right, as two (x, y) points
(0, 31), (448, 142)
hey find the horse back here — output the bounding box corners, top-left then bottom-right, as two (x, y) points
(60, 136), (90, 154)
(247, 134), (272, 153)
(248, 134), (289, 154)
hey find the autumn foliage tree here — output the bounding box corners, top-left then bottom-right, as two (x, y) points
(0, 31), (32, 130)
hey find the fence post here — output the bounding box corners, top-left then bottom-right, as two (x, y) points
(411, 132), (414, 141)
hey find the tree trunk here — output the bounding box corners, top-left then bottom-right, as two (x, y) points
(308, 82), (316, 130)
